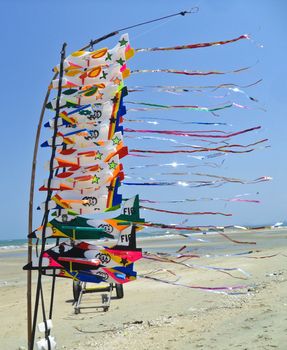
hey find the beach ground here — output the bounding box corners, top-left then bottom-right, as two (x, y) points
(1, 229), (287, 349)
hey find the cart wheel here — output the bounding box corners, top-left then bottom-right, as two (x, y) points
(103, 307), (109, 312)
(115, 283), (124, 299)
(73, 280), (82, 302)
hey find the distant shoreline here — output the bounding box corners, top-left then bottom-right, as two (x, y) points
(1, 227), (286, 254)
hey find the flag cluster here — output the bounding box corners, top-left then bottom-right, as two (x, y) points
(28, 34), (145, 286)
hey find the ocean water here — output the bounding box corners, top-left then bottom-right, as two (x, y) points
(0, 227), (188, 250)
(0, 239), (28, 251)
(0, 230), (176, 252)
(1, 229), (285, 256)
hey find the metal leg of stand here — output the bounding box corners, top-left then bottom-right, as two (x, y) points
(73, 282), (112, 314)
(74, 282), (85, 314)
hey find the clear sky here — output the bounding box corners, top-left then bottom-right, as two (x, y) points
(1, 0), (286, 239)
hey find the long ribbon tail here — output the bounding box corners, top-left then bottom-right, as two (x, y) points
(219, 232), (256, 245)
(126, 100), (234, 112)
(125, 126), (261, 139)
(131, 66), (251, 76)
(136, 34), (249, 52)
(129, 148), (255, 155)
(141, 274), (247, 294)
(140, 205), (232, 216)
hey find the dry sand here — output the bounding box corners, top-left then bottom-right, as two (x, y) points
(1, 229), (287, 349)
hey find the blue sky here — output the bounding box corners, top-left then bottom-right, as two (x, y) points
(0, 0), (286, 239)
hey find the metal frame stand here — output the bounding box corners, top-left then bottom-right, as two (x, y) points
(73, 282), (112, 314)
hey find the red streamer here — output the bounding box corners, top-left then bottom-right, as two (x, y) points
(136, 34), (249, 52)
(141, 205), (232, 216)
(125, 126), (261, 139)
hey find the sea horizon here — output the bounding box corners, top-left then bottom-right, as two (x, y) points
(0, 225), (286, 253)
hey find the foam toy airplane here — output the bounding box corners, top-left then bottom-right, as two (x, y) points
(41, 130), (124, 149)
(40, 157), (123, 191)
(31, 195), (144, 240)
(48, 122), (114, 143)
(46, 84), (121, 109)
(51, 63), (129, 89)
(44, 116), (124, 142)
(47, 124), (121, 145)
(44, 88), (127, 145)
(46, 146), (122, 169)
(46, 101), (115, 127)
(39, 176), (122, 214)
(53, 34), (134, 72)
(25, 224), (142, 272)
(44, 264), (137, 284)
(44, 146), (127, 173)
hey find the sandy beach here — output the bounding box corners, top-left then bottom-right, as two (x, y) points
(1, 229), (287, 349)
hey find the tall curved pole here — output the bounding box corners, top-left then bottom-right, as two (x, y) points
(26, 9), (191, 349)
(27, 71), (58, 349)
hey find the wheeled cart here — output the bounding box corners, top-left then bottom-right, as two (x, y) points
(73, 281), (124, 314)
